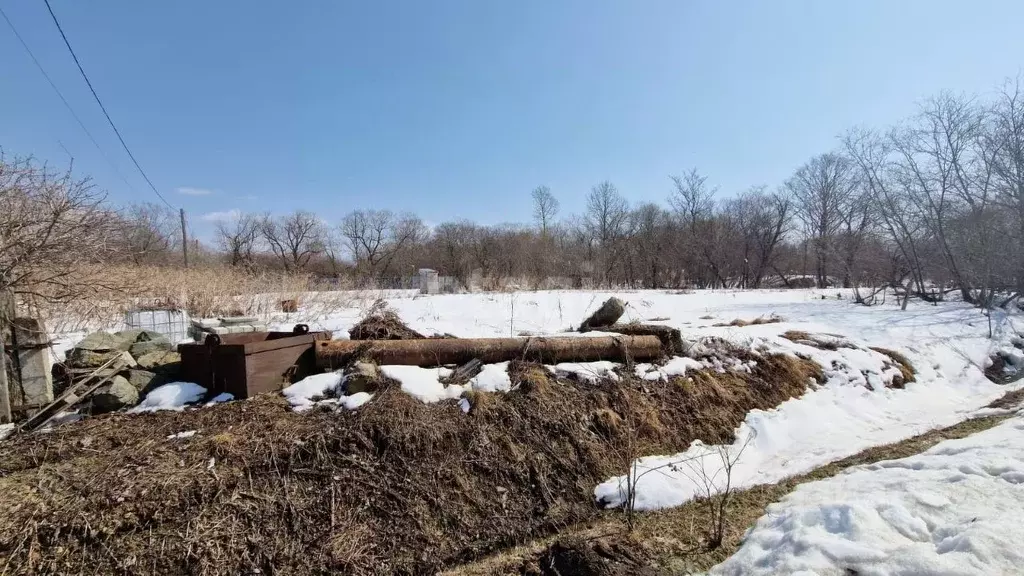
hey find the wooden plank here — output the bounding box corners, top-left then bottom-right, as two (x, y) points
(242, 333), (320, 355)
(19, 354), (127, 432)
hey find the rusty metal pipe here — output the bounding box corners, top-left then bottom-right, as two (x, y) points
(315, 335), (662, 369)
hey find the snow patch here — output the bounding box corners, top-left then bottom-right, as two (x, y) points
(467, 362), (512, 392)
(167, 430), (197, 440)
(712, 414), (1024, 575)
(129, 382), (207, 413)
(340, 392), (372, 410)
(380, 365), (464, 402)
(549, 361), (620, 383)
(282, 372), (343, 411)
(204, 392), (234, 406)
(635, 356), (704, 381)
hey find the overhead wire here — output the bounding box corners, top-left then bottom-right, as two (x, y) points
(41, 0), (175, 209)
(0, 4), (138, 193)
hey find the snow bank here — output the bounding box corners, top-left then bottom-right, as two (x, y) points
(282, 372), (343, 411)
(712, 413), (1024, 575)
(0, 423), (14, 441)
(129, 382), (208, 413)
(595, 327), (1019, 511)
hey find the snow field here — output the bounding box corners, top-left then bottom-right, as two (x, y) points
(711, 410), (1024, 575)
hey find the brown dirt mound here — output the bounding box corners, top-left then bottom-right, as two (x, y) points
(0, 349), (822, 575)
(348, 299), (425, 340)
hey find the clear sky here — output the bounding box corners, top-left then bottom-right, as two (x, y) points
(2, 0), (1023, 239)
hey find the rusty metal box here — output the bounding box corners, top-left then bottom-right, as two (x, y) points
(178, 325), (332, 399)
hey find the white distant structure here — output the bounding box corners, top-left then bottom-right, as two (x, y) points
(418, 268), (440, 294)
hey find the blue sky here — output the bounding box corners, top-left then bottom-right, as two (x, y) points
(2, 1), (1023, 239)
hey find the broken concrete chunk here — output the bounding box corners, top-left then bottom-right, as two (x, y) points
(66, 348), (121, 369)
(75, 332), (131, 352)
(136, 350), (182, 373)
(220, 316), (259, 325)
(91, 375), (139, 413)
(126, 369), (167, 392)
(129, 338), (173, 359)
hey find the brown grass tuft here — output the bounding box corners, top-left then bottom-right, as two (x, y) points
(715, 315), (783, 328)
(780, 330), (854, 351)
(870, 347), (916, 387)
(348, 299), (425, 340)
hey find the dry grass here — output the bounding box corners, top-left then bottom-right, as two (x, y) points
(714, 315), (782, 327)
(26, 264), (363, 333)
(870, 347), (917, 386)
(780, 330), (854, 351)
(447, 391), (1020, 576)
(0, 345), (822, 575)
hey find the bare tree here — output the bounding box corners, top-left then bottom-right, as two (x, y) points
(340, 209), (424, 285)
(585, 181), (629, 285)
(670, 170), (730, 287)
(431, 221), (477, 289)
(261, 211), (324, 272)
(890, 93), (989, 302)
(0, 152), (119, 310)
(784, 153), (859, 288)
(629, 203), (671, 288)
(844, 127), (931, 298)
(988, 77), (1024, 298)
(119, 202), (179, 265)
(531, 186), (559, 236)
(214, 212), (260, 267)
(725, 187), (792, 288)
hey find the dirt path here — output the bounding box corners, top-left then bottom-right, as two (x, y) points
(444, 389), (1024, 576)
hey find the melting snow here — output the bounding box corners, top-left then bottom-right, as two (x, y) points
(166, 430), (197, 440)
(129, 382), (207, 413)
(635, 356), (704, 381)
(379, 365), (464, 402)
(549, 360), (620, 383)
(340, 392), (372, 410)
(712, 412), (1024, 575)
(282, 372), (343, 411)
(204, 392), (234, 406)
(467, 362), (512, 392)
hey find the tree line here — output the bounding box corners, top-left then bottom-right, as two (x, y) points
(4, 77), (1024, 308)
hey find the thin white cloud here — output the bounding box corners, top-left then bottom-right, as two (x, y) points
(200, 209), (241, 222)
(178, 187), (214, 196)
(235, 194), (258, 201)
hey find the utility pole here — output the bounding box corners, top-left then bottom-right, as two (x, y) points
(180, 208), (189, 268)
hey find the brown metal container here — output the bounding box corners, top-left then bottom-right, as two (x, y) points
(178, 324), (332, 399)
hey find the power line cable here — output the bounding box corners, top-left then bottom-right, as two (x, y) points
(0, 4), (138, 193)
(41, 0), (175, 209)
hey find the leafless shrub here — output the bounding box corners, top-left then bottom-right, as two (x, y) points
(0, 152), (124, 319)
